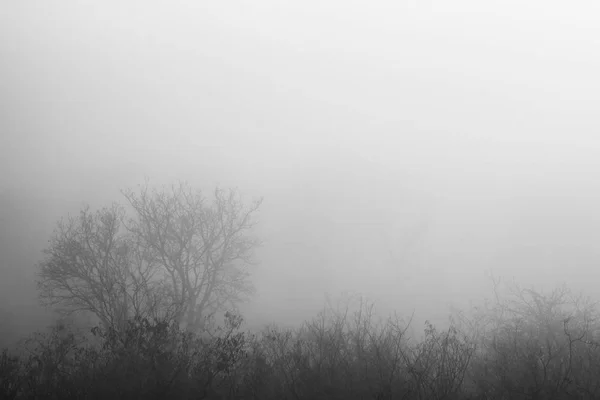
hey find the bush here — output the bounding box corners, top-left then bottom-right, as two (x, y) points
(3, 283), (600, 400)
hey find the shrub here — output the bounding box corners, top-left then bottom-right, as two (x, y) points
(4, 283), (600, 400)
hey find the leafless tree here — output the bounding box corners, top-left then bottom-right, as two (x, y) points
(37, 204), (164, 331)
(37, 181), (262, 335)
(122, 182), (262, 333)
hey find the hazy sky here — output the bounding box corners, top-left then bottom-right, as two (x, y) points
(3, 1), (600, 338)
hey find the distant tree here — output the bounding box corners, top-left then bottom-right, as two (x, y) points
(122, 182), (262, 332)
(37, 204), (159, 332)
(37, 182), (262, 334)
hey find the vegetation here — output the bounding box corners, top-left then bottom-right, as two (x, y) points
(4, 181), (600, 399)
(37, 182), (262, 334)
(2, 280), (600, 400)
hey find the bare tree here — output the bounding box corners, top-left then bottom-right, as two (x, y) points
(37, 181), (262, 335)
(37, 204), (164, 331)
(122, 182), (262, 333)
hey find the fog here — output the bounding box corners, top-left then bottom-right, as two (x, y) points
(2, 1), (600, 346)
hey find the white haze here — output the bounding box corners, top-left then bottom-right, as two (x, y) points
(2, 0), (600, 341)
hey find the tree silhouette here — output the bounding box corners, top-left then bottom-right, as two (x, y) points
(37, 181), (262, 334)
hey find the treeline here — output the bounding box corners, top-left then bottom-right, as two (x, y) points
(2, 281), (600, 400)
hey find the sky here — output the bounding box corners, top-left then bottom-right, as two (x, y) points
(2, 0), (600, 343)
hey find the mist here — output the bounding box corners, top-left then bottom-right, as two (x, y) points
(3, 0), (600, 348)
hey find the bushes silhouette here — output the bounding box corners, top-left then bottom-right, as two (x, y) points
(3, 284), (600, 399)
(466, 282), (600, 399)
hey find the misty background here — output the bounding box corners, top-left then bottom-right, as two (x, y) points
(2, 1), (600, 348)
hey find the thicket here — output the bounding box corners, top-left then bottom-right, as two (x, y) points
(2, 280), (600, 400)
